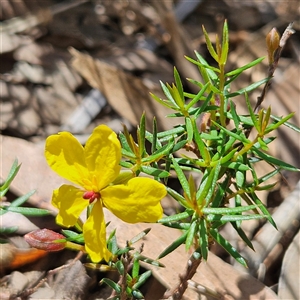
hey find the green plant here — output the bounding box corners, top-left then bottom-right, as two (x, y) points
(24, 21), (298, 299)
(117, 20), (299, 298)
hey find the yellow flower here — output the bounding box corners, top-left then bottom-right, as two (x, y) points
(45, 125), (166, 262)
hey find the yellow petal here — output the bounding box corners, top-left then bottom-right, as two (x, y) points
(83, 201), (112, 262)
(52, 185), (88, 227)
(84, 125), (121, 190)
(45, 132), (90, 188)
(102, 178), (166, 223)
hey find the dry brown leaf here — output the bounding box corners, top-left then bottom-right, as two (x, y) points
(278, 231), (300, 299)
(0, 33), (30, 54)
(1, 55), (82, 136)
(70, 47), (180, 131)
(0, 0), (46, 21)
(103, 48), (174, 84)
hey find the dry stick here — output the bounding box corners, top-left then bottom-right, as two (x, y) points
(109, 255), (132, 300)
(254, 22), (295, 112)
(163, 250), (202, 299)
(1, 0), (88, 35)
(116, 256), (131, 300)
(48, 250), (84, 275)
(244, 22), (295, 143)
(11, 274), (48, 300)
(109, 243), (143, 299)
(187, 280), (223, 299)
(15, 251), (84, 299)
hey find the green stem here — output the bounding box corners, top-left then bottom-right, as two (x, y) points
(65, 241), (85, 252)
(233, 136), (258, 161)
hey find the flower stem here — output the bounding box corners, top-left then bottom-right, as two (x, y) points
(65, 241), (85, 252)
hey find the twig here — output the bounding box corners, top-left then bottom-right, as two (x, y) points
(163, 250), (202, 299)
(13, 251), (84, 300)
(187, 280), (223, 299)
(109, 242), (144, 299)
(47, 250), (84, 275)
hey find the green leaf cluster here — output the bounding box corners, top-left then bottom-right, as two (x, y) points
(119, 21), (299, 267)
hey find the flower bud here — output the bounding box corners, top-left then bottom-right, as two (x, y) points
(266, 28), (280, 65)
(24, 229), (66, 252)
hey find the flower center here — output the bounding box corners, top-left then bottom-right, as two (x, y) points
(83, 191), (100, 204)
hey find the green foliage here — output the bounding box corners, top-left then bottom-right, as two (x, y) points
(0, 159), (21, 198)
(0, 159), (51, 233)
(95, 229), (163, 300)
(120, 21), (300, 268)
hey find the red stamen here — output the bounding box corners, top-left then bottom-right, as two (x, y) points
(83, 191), (100, 204)
(83, 191), (94, 199)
